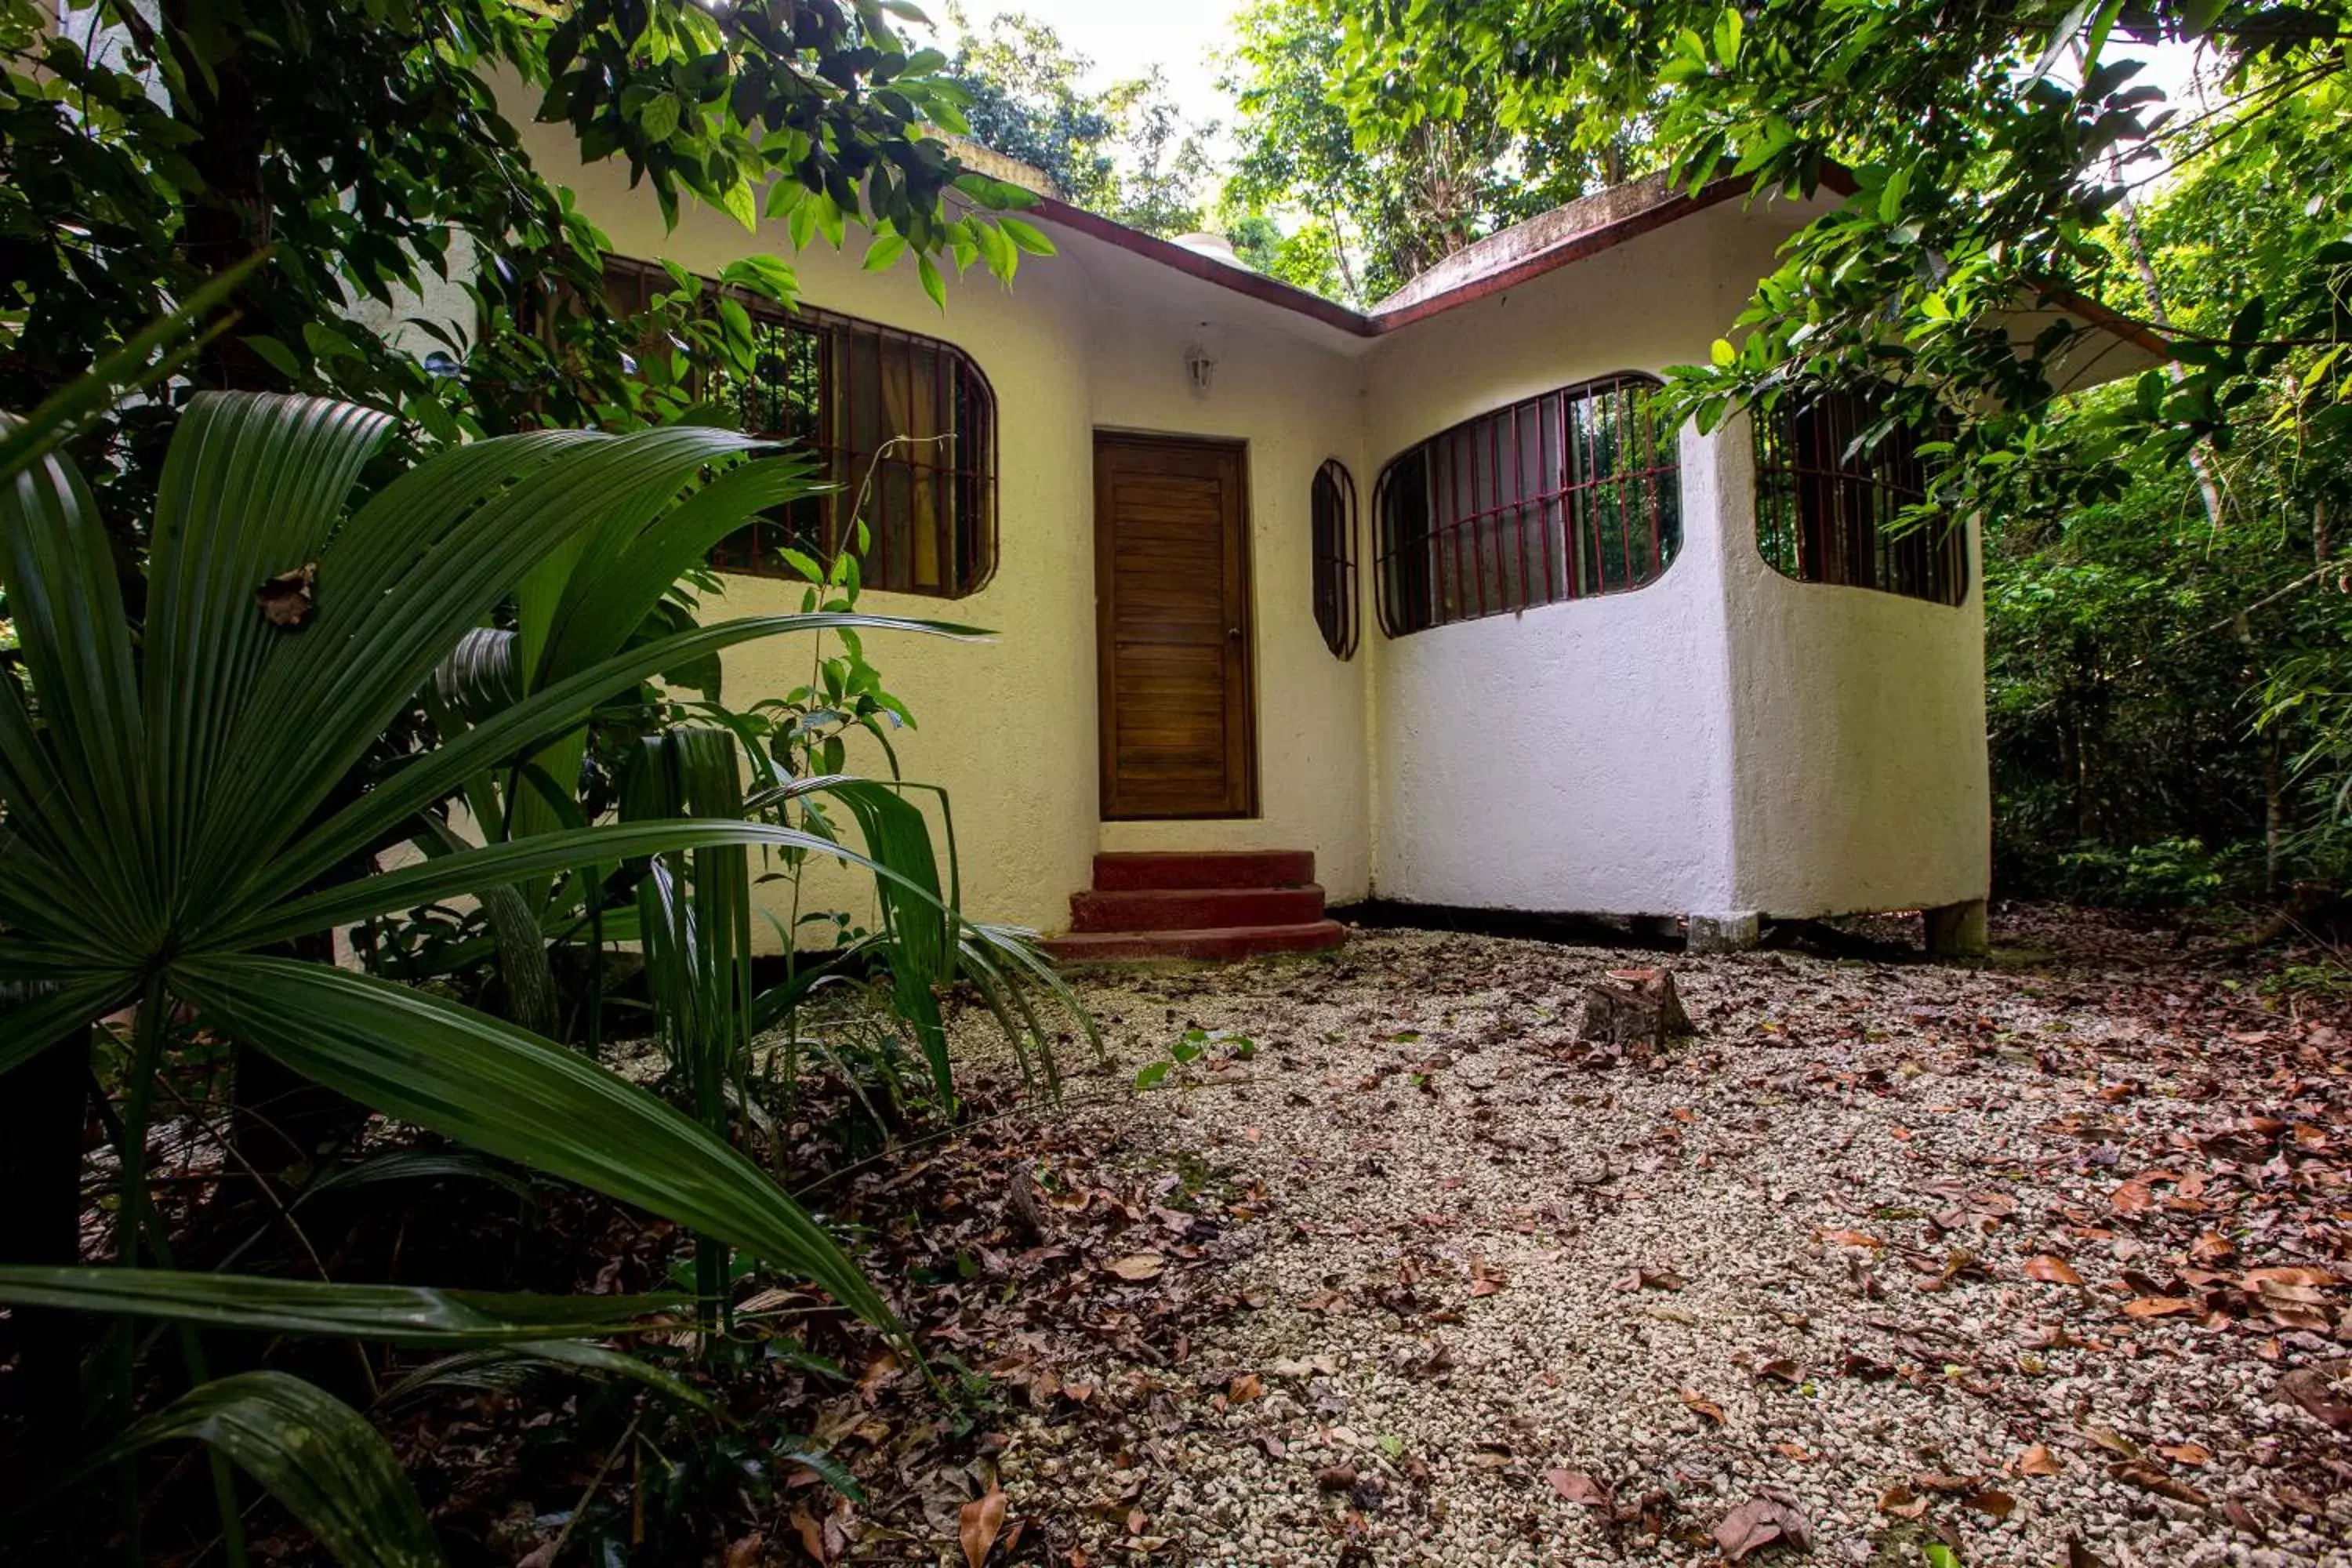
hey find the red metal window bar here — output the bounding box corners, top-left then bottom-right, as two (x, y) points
(1373, 374), (1682, 638)
(1311, 458), (1361, 659)
(601, 256), (999, 600)
(1752, 388), (1966, 606)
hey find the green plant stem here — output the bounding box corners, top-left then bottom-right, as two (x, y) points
(110, 975), (173, 1566)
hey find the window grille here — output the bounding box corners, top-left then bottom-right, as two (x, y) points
(1374, 374), (1680, 637)
(1752, 389), (1965, 606)
(601, 256), (997, 599)
(1310, 459), (1360, 659)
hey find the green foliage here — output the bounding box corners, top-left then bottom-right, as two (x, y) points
(0, 0), (1044, 552)
(0, 390), (982, 1559)
(1134, 1026), (1258, 1092)
(1224, 0), (1656, 305)
(1332, 2), (2350, 515)
(944, 11), (1219, 236)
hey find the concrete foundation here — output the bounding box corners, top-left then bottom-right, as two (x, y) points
(1925, 898), (1989, 959)
(1687, 912), (1763, 954)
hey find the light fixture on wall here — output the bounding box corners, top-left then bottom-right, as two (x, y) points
(1185, 339), (1216, 396)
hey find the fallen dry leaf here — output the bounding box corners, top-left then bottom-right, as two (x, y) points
(256, 562), (318, 628)
(2024, 1254), (2085, 1286)
(1227, 1372), (1264, 1405)
(2016, 1444), (2063, 1477)
(2122, 1296), (2198, 1319)
(1818, 1229), (1883, 1249)
(1714, 1494), (1813, 1562)
(725, 1534), (764, 1568)
(1544, 1468), (1612, 1508)
(2155, 1442), (2211, 1467)
(1969, 1488), (2016, 1519)
(1877, 1483), (1929, 1520)
(1106, 1253), (1165, 1282)
(959, 1486), (1007, 1568)
(2111, 1459), (2209, 1508)
(789, 1508), (828, 1565)
(1679, 1388), (1726, 1426)
(2276, 1366), (2352, 1432)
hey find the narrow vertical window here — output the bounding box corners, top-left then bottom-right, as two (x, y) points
(1311, 459), (1360, 659)
(1374, 374), (1680, 637)
(1753, 388), (1966, 605)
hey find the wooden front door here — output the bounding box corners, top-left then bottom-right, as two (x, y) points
(1094, 434), (1257, 819)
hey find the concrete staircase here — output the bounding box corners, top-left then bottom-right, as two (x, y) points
(1041, 851), (1348, 963)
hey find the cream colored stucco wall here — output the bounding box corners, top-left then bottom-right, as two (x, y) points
(539, 132), (1373, 944)
(514, 121), (1991, 938)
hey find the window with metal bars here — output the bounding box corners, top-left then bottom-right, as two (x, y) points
(1752, 389), (1966, 606)
(601, 256), (998, 598)
(1373, 374), (1681, 638)
(1311, 459), (1360, 659)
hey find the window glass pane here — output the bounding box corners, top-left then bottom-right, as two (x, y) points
(1374, 376), (1680, 637)
(591, 256), (996, 599)
(1753, 389), (1965, 605)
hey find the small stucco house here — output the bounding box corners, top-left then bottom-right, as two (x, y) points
(528, 128), (2151, 961)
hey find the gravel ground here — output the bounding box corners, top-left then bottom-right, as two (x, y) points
(973, 918), (2352, 1567)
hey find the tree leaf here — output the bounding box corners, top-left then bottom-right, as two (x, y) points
(80, 1372), (441, 1568)
(168, 956), (903, 1345)
(0, 1265), (686, 1344)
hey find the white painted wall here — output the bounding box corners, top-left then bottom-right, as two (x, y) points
(1359, 202), (1777, 919)
(1717, 412), (1992, 917)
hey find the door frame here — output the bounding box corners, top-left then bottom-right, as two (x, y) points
(1092, 429), (1259, 821)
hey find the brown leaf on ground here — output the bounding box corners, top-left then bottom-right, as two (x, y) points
(2016, 1444), (2063, 1477)
(1316, 1465), (1358, 1492)
(789, 1508), (829, 1565)
(2156, 1442), (2211, 1466)
(2276, 1366), (2352, 1432)
(959, 1486), (1007, 1568)
(2189, 1231), (2236, 1265)
(2111, 1459), (2209, 1508)
(2111, 1180), (2156, 1215)
(1755, 1358), (1805, 1385)
(1877, 1483), (1929, 1520)
(1679, 1388), (1726, 1426)
(1714, 1494), (1813, 1562)
(1969, 1488), (2016, 1519)
(2024, 1254), (2085, 1285)
(1818, 1228), (1883, 1249)
(1614, 1264), (1686, 1291)
(725, 1534), (764, 1568)
(2070, 1541), (2115, 1568)
(2122, 1296), (2198, 1319)
(1544, 1469), (1612, 1508)
(1228, 1372), (1264, 1405)
(1106, 1253), (1165, 1282)
(857, 1352), (902, 1403)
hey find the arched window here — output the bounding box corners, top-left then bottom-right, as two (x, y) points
(1752, 389), (1965, 605)
(603, 256), (997, 599)
(1374, 374), (1680, 637)
(1311, 459), (1359, 659)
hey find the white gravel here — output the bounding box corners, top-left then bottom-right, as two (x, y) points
(978, 925), (2352, 1566)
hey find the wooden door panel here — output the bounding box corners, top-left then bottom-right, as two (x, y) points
(1095, 435), (1254, 819)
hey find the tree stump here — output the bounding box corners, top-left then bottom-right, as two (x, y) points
(1577, 968), (1696, 1054)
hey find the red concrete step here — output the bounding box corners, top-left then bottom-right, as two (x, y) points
(1071, 884), (1326, 933)
(1092, 850), (1316, 891)
(1042, 920), (1348, 964)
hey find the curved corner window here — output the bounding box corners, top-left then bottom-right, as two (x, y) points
(603, 256), (997, 599)
(1310, 459), (1360, 659)
(1374, 374), (1680, 637)
(1753, 389), (1965, 606)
